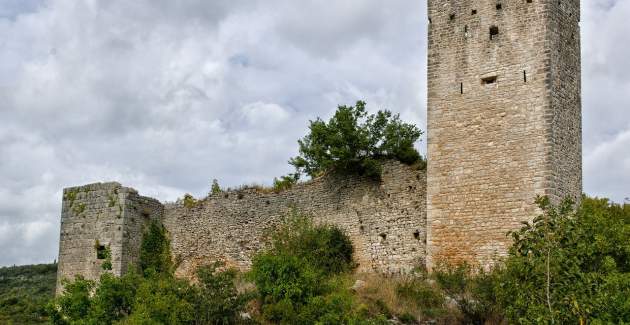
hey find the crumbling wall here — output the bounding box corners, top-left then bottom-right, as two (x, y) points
(162, 161), (427, 278)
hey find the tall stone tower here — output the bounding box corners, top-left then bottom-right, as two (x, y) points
(426, 0), (581, 268)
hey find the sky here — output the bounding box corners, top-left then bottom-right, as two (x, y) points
(0, 0), (629, 267)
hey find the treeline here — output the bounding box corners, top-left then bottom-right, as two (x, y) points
(0, 263), (57, 324)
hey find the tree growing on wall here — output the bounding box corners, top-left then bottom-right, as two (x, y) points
(289, 101), (424, 179)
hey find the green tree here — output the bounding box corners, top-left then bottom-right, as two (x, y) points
(496, 196), (630, 324)
(139, 221), (172, 276)
(289, 101), (423, 179)
(211, 179), (222, 195)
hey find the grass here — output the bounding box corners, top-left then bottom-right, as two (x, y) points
(0, 263), (57, 324)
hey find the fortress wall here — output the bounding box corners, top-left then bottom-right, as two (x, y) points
(56, 183), (162, 293)
(162, 161), (427, 279)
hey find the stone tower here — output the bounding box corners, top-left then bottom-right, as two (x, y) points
(56, 183), (163, 293)
(426, 0), (581, 268)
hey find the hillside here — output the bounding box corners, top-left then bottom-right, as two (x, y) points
(0, 263), (57, 324)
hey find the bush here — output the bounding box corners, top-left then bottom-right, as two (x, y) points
(139, 221), (172, 276)
(289, 101), (424, 179)
(195, 262), (252, 324)
(433, 263), (499, 323)
(495, 196), (630, 324)
(272, 173), (299, 192)
(50, 222), (249, 325)
(267, 213), (354, 276)
(250, 213), (370, 324)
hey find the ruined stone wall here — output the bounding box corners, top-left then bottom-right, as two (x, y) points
(162, 161), (427, 279)
(56, 183), (162, 293)
(426, 0), (581, 269)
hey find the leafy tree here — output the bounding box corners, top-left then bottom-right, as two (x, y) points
(496, 196), (630, 324)
(289, 101), (423, 179)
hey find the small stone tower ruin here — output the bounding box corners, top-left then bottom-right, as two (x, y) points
(56, 183), (163, 293)
(426, 0), (582, 268)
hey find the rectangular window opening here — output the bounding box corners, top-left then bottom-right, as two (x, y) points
(97, 245), (107, 259)
(523, 70), (527, 82)
(482, 76), (498, 85)
(472, 9), (478, 15)
(460, 83), (464, 94)
(489, 25), (499, 40)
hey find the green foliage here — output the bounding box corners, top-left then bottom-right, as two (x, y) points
(194, 262), (252, 324)
(495, 196), (630, 324)
(272, 173), (299, 192)
(250, 214), (375, 324)
(395, 280), (444, 312)
(138, 221), (172, 276)
(50, 222), (249, 325)
(289, 101), (424, 179)
(211, 179), (222, 195)
(72, 203), (86, 215)
(433, 263), (499, 323)
(0, 263), (57, 324)
(182, 194), (198, 209)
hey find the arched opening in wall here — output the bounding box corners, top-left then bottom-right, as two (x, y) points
(489, 25), (500, 40)
(413, 230), (420, 240)
(471, 9), (477, 15)
(449, 13), (455, 21)
(380, 233), (387, 241)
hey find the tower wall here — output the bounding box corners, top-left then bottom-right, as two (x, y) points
(56, 183), (162, 294)
(426, 0), (581, 268)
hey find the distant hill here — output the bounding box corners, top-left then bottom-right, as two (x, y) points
(0, 263), (57, 324)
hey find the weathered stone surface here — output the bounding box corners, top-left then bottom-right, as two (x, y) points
(426, 0), (582, 269)
(56, 182), (162, 294)
(56, 161), (427, 290)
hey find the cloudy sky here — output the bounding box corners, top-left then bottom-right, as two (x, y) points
(0, 0), (628, 267)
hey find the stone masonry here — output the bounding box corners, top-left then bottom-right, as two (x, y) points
(56, 161), (427, 287)
(56, 183), (162, 294)
(426, 0), (582, 269)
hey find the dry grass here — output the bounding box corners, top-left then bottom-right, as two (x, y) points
(351, 273), (461, 324)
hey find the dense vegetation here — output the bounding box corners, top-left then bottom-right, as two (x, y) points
(0, 263), (57, 324)
(48, 222), (251, 324)
(289, 101), (424, 179)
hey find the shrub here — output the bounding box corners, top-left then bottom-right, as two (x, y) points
(139, 221), (172, 276)
(495, 196), (630, 324)
(267, 213), (354, 275)
(289, 101), (424, 179)
(51, 221), (249, 325)
(250, 213), (367, 324)
(433, 263), (499, 323)
(194, 261), (252, 324)
(211, 179), (222, 195)
(272, 173), (299, 192)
